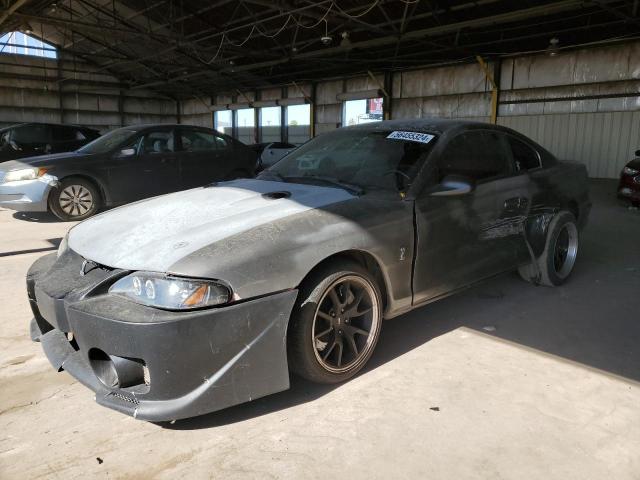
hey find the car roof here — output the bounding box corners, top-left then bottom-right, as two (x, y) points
(0, 122), (100, 132)
(345, 118), (504, 135)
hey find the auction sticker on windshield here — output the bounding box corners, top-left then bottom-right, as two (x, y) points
(387, 131), (435, 144)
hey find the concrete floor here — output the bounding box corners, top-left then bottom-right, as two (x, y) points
(1, 180), (639, 479)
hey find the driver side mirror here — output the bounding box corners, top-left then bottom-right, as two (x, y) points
(430, 175), (475, 197)
(635, 149), (640, 157)
(118, 148), (136, 158)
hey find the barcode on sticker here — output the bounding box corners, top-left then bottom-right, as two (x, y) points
(387, 131), (435, 144)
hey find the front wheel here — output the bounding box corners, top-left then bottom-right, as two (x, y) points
(49, 177), (101, 221)
(519, 211), (579, 286)
(288, 261), (383, 384)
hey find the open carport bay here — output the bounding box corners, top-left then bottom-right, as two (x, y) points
(1, 179), (638, 479)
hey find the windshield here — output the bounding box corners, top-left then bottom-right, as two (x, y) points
(77, 128), (138, 154)
(261, 128), (437, 192)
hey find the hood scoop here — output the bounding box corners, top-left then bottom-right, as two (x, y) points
(262, 191), (291, 200)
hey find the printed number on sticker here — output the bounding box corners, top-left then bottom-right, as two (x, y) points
(387, 131), (435, 144)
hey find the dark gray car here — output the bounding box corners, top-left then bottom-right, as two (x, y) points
(0, 124), (257, 220)
(27, 119), (591, 421)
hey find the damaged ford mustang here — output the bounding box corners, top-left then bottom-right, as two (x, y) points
(27, 119), (590, 422)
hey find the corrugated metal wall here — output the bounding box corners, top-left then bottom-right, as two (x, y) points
(0, 53), (179, 131)
(498, 112), (640, 178)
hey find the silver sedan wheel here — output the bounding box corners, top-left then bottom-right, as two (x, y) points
(59, 185), (94, 217)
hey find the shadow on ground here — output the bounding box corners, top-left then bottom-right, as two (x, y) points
(168, 179), (640, 430)
(0, 237), (62, 258)
(12, 211), (62, 223)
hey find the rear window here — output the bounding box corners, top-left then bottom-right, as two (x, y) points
(508, 136), (541, 171)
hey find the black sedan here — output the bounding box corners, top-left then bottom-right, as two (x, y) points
(0, 122), (101, 163)
(27, 119), (591, 421)
(0, 124), (257, 220)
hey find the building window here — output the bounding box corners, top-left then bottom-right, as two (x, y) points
(235, 108), (255, 144)
(0, 31), (57, 59)
(286, 104), (311, 144)
(260, 106), (281, 143)
(343, 98), (383, 126)
(214, 110), (232, 135)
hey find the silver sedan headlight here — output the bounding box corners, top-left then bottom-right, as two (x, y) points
(3, 167), (44, 183)
(109, 272), (231, 310)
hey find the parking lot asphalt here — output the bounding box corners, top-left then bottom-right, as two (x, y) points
(1, 180), (639, 479)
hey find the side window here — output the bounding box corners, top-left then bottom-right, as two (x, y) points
(508, 136), (541, 171)
(141, 130), (174, 154)
(0, 130), (10, 147)
(438, 131), (511, 181)
(179, 130), (220, 152)
(12, 125), (50, 143)
(51, 126), (78, 142)
(214, 135), (228, 149)
(74, 129), (87, 141)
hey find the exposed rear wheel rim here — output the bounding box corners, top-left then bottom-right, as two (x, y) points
(553, 223), (578, 279)
(312, 275), (380, 374)
(59, 185), (94, 217)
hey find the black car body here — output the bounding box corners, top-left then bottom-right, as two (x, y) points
(0, 124), (257, 220)
(27, 119), (591, 421)
(0, 122), (100, 163)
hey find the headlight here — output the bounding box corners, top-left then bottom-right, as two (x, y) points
(3, 167), (48, 183)
(57, 233), (69, 258)
(109, 272), (230, 310)
(623, 166), (639, 176)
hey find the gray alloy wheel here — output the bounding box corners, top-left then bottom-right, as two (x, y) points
(49, 177), (101, 221)
(312, 275), (381, 374)
(518, 211), (579, 286)
(288, 260), (383, 383)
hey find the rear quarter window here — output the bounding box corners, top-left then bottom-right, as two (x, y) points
(508, 136), (541, 171)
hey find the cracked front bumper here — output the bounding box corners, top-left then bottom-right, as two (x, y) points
(28, 252), (298, 422)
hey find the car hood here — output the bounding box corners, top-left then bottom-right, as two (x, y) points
(0, 152), (91, 171)
(68, 179), (355, 273)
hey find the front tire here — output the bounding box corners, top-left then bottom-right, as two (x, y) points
(518, 211), (579, 286)
(288, 260), (383, 384)
(49, 177), (101, 221)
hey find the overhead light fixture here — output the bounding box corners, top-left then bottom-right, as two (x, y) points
(340, 31), (351, 48)
(320, 19), (332, 46)
(320, 35), (333, 46)
(547, 37), (560, 56)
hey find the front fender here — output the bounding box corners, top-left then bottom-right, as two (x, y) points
(168, 197), (415, 316)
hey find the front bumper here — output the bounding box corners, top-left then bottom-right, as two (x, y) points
(28, 252), (298, 422)
(0, 176), (56, 212)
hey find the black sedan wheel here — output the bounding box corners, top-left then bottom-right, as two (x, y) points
(50, 177), (101, 221)
(519, 211), (579, 286)
(288, 260), (382, 383)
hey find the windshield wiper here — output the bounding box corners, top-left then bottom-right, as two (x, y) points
(282, 175), (364, 195)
